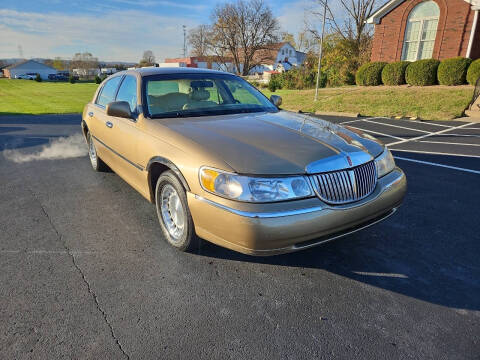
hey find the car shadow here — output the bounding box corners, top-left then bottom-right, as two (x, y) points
(0, 134), (64, 151)
(0, 126), (26, 134)
(0, 113), (81, 125)
(193, 159), (480, 311)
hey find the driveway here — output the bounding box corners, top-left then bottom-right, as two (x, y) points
(1, 113), (479, 359)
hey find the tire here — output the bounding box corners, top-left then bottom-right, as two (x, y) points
(155, 170), (199, 252)
(87, 132), (108, 172)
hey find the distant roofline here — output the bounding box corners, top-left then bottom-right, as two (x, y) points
(5, 59), (57, 70)
(122, 66), (235, 77)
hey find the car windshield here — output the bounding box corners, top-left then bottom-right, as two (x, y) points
(143, 73), (278, 118)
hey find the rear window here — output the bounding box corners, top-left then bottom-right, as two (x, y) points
(147, 81), (179, 96)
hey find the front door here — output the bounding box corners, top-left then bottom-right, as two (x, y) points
(100, 75), (145, 193)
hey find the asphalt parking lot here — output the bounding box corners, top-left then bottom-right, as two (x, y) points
(1, 113), (479, 359)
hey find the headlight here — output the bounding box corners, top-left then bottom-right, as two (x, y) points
(199, 167), (313, 202)
(375, 147), (395, 178)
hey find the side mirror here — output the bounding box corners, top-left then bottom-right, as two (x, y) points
(106, 101), (133, 119)
(270, 95), (282, 107)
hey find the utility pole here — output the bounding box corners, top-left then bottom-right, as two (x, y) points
(314, 0), (327, 102)
(18, 45), (24, 59)
(182, 25), (187, 57)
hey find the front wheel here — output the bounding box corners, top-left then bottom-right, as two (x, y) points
(155, 171), (199, 252)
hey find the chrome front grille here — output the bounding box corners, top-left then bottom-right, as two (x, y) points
(309, 161), (377, 204)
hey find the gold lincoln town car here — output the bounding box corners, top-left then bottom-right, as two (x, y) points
(81, 67), (406, 256)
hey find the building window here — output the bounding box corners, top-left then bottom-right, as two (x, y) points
(401, 1), (440, 61)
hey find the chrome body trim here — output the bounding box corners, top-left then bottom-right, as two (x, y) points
(308, 161), (377, 204)
(192, 194), (323, 218)
(306, 151), (374, 174)
(92, 135), (144, 171)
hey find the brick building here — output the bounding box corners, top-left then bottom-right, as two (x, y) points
(163, 56), (236, 73)
(367, 0), (480, 62)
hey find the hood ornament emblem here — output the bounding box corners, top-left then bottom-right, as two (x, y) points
(346, 155), (353, 167)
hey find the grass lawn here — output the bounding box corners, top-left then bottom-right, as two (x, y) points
(0, 78), (98, 115)
(261, 85), (474, 121)
(0, 78), (474, 120)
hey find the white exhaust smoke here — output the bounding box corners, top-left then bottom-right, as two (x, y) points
(3, 134), (88, 163)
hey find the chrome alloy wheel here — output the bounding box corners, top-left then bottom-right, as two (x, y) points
(88, 134), (98, 169)
(160, 184), (186, 242)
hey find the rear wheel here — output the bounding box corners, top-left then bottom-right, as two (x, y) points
(155, 171), (199, 252)
(87, 132), (108, 172)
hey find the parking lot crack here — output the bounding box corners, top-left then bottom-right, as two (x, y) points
(27, 187), (130, 360)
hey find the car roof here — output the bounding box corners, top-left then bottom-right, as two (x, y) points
(118, 67), (235, 77)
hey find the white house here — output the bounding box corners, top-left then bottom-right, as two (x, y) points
(249, 42), (307, 74)
(72, 68), (100, 77)
(3, 60), (57, 80)
(100, 68), (118, 75)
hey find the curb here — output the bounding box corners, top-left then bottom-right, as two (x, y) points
(314, 111), (360, 118)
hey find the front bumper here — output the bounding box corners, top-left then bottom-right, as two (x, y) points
(188, 168), (407, 256)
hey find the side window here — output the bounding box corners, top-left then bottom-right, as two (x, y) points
(96, 76), (122, 107)
(224, 80), (262, 105)
(116, 75), (137, 112)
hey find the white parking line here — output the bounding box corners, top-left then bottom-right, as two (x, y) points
(419, 140), (480, 147)
(394, 156), (480, 175)
(360, 118), (430, 133)
(387, 122), (474, 146)
(390, 148), (480, 158)
(435, 134), (480, 138)
(346, 125), (406, 140)
(406, 120), (454, 128)
(338, 119), (362, 125)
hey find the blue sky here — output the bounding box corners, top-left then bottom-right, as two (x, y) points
(0, 0), (311, 62)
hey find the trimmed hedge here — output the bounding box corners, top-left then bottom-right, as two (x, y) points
(438, 57), (472, 86)
(405, 59), (440, 86)
(356, 62), (387, 86)
(381, 61), (410, 85)
(467, 59), (480, 85)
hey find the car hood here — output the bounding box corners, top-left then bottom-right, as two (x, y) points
(160, 111), (384, 175)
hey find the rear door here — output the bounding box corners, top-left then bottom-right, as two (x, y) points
(88, 75), (123, 166)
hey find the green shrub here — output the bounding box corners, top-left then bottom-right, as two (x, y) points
(69, 75), (76, 84)
(268, 74), (282, 92)
(405, 59), (440, 86)
(381, 61), (410, 85)
(355, 62), (387, 86)
(467, 59), (480, 85)
(95, 75), (102, 84)
(267, 68), (320, 91)
(437, 57), (472, 85)
(35, 74), (42, 82)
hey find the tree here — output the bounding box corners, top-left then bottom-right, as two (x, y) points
(209, 0), (279, 76)
(188, 25), (211, 57)
(139, 50), (156, 67)
(308, 0), (385, 69)
(53, 57), (65, 70)
(281, 32), (297, 49)
(70, 52), (99, 77)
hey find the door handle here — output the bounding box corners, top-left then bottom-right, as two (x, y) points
(88, 111), (94, 117)
(106, 121), (113, 128)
